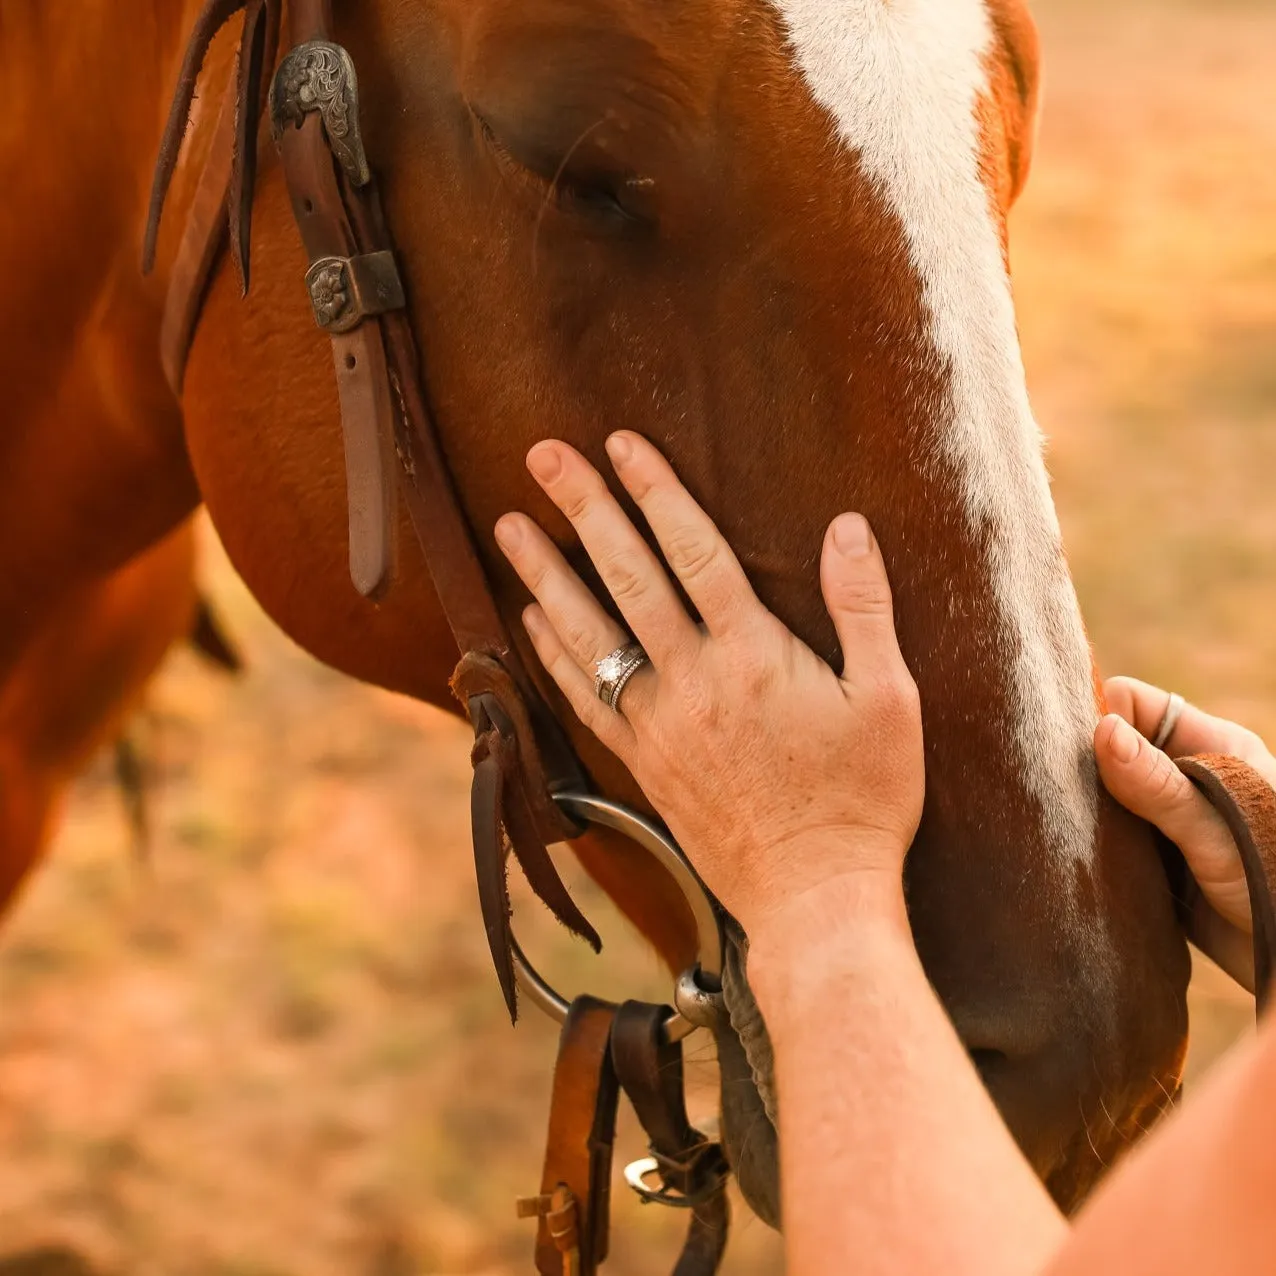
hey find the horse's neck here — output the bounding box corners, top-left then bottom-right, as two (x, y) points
(2, 0), (213, 290)
(0, 0), (209, 665)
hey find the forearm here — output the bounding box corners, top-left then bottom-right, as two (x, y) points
(747, 869), (1067, 1276)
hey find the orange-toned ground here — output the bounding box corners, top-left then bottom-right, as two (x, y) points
(1, 0), (1271, 1270)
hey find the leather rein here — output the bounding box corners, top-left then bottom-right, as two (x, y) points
(144, 0), (730, 1272)
(141, 1), (1276, 1271)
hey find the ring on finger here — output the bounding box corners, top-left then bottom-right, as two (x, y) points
(1152, 691), (1186, 751)
(594, 643), (650, 713)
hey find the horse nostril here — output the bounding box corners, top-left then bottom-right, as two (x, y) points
(953, 1007), (1056, 1068)
(963, 1031), (1092, 1189)
(969, 1046), (1009, 1076)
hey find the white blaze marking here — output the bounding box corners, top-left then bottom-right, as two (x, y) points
(770, 0), (1099, 867)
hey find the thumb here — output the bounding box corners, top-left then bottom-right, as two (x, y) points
(820, 514), (902, 677)
(1095, 713), (1252, 932)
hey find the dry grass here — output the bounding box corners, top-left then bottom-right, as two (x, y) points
(0, 0), (1271, 1270)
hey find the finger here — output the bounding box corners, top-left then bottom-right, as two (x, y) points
(1103, 676), (1254, 762)
(819, 514), (904, 683)
(610, 660), (657, 721)
(496, 513), (632, 672)
(603, 431), (759, 638)
(521, 605), (637, 755)
(525, 441), (699, 667)
(1095, 713), (1252, 932)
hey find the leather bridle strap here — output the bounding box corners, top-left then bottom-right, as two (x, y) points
(144, 12), (729, 1271)
(270, 0), (603, 1011)
(519, 996), (621, 1276)
(145, 0), (279, 395)
(144, 0), (606, 1019)
(610, 1002), (731, 1276)
(156, 45), (236, 397)
(525, 998), (730, 1276)
(274, 102), (402, 600)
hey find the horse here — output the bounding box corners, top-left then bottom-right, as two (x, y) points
(3, 0), (1191, 1231)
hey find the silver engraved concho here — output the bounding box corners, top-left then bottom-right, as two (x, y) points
(269, 40), (371, 186)
(307, 259), (350, 328)
(303, 251), (406, 334)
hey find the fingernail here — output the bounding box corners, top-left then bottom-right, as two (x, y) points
(527, 444), (562, 484)
(494, 516), (522, 554)
(523, 606), (544, 636)
(1109, 716), (1141, 765)
(832, 513), (872, 557)
(606, 433), (633, 466)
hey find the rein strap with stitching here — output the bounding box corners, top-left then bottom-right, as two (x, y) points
(1175, 753), (1276, 1016)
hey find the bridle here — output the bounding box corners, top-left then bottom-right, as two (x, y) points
(141, 0), (1276, 1268)
(143, 0), (733, 1271)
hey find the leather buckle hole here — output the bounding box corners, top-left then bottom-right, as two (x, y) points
(302, 197), (314, 214)
(344, 353), (357, 370)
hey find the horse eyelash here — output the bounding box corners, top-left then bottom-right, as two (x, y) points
(470, 108), (638, 225)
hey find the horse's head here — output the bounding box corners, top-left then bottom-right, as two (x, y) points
(178, 0), (1191, 1222)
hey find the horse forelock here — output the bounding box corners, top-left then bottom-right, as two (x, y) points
(769, 0), (1101, 875)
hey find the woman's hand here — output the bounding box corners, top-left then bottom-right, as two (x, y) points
(494, 431), (924, 934)
(1095, 676), (1276, 987)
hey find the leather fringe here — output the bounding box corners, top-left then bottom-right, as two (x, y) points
(142, 0), (282, 282)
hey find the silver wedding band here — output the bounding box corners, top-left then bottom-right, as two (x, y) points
(594, 643), (649, 713)
(1151, 691), (1186, 751)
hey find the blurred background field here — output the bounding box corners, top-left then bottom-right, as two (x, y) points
(0, 0), (1272, 1270)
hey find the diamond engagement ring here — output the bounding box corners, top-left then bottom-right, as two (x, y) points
(594, 643), (650, 712)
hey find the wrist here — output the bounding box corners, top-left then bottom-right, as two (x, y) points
(732, 825), (910, 934)
(744, 868), (914, 1018)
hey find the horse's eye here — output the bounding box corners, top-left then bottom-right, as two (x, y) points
(553, 171), (649, 227)
(471, 108), (655, 232)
